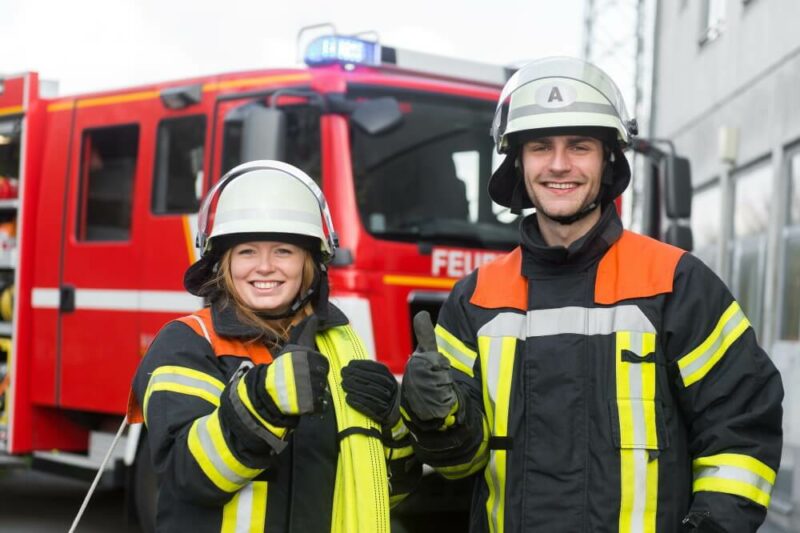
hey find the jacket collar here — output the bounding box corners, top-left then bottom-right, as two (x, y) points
(519, 205), (623, 276)
(210, 299), (349, 340)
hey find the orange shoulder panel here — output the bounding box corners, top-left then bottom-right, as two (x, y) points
(595, 230), (685, 305)
(177, 307), (273, 364)
(469, 247), (527, 311)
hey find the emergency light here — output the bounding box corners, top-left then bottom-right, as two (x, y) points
(304, 36), (381, 67)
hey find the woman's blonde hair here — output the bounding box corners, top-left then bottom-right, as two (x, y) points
(203, 246), (318, 347)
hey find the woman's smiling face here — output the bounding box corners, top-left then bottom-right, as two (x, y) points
(229, 241), (306, 313)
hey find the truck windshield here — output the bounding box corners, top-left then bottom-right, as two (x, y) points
(349, 89), (519, 250)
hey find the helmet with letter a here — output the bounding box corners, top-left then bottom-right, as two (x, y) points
(488, 56), (637, 213)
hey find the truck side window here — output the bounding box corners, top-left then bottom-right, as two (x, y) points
(152, 115), (206, 214)
(77, 125), (139, 241)
(221, 103), (321, 184)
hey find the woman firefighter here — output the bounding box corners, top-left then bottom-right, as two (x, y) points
(130, 160), (419, 532)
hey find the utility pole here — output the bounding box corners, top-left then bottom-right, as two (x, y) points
(583, 0), (655, 232)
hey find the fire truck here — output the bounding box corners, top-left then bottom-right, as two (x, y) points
(0, 34), (517, 528)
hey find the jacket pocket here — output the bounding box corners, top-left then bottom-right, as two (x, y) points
(608, 331), (669, 451)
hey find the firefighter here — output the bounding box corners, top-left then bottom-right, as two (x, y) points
(399, 57), (783, 532)
(131, 160), (418, 532)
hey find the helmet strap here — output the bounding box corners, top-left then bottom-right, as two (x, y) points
(256, 266), (324, 321)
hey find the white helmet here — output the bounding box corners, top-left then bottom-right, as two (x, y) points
(488, 57), (637, 212)
(491, 56), (636, 153)
(197, 160), (337, 260)
(185, 160), (338, 297)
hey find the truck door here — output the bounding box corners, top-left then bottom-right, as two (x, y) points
(57, 103), (146, 413)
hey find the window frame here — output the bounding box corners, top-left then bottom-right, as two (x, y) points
(151, 114), (207, 216)
(76, 124), (140, 242)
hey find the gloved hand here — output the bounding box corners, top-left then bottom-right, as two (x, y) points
(341, 359), (400, 427)
(400, 311), (460, 432)
(244, 316), (329, 427)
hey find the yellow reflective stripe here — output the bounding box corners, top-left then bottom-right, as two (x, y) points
(221, 481), (269, 533)
(265, 355), (299, 414)
(187, 413), (262, 493)
(479, 335), (516, 533)
(692, 453), (775, 507)
(143, 366), (224, 424)
(386, 444), (415, 461)
(436, 417), (490, 480)
(435, 324), (477, 378)
(205, 410), (262, 480)
(221, 488), (241, 533)
(616, 331), (658, 533)
(250, 482), (268, 533)
(236, 378), (287, 439)
(188, 417), (240, 492)
(679, 301), (750, 387)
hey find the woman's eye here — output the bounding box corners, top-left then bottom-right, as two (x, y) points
(275, 248), (293, 256)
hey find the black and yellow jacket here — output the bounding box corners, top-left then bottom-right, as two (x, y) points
(131, 302), (418, 533)
(417, 207), (783, 533)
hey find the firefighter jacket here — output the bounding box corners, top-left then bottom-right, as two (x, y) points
(417, 206), (783, 533)
(131, 301), (418, 533)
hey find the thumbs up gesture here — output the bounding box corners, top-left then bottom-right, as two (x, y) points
(400, 312), (459, 431)
(266, 315), (329, 417)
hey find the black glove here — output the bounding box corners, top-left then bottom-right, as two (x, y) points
(245, 316), (329, 425)
(341, 359), (400, 427)
(401, 311), (460, 432)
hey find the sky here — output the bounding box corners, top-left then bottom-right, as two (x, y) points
(1, 0), (586, 96)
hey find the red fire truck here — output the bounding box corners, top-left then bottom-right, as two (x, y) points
(0, 35), (516, 526)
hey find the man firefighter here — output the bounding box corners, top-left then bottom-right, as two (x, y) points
(399, 57), (783, 532)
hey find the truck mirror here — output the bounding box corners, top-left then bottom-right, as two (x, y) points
(241, 106), (286, 162)
(665, 222), (693, 251)
(665, 155), (692, 219)
(351, 97), (403, 135)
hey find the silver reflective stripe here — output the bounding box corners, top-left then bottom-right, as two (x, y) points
(235, 483), (254, 533)
(148, 372), (221, 398)
(215, 207), (319, 226)
(436, 331), (475, 371)
(478, 306), (655, 339)
(478, 312), (526, 339)
(631, 449), (648, 533)
(195, 415), (250, 488)
(694, 464), (773, 495)
(509, 101), (618, 120)
(483, 336), (505, 533)
(679, 307), (746, 381)
(273, 358), (292, 413)
(628, 331), (646, 448)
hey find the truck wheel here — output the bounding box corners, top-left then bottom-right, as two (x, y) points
(133, 435), (158, 533)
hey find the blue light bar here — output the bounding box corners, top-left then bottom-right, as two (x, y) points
(304, 36), (381, 67)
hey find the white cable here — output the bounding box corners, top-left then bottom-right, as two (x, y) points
(68, 417), (129, 533)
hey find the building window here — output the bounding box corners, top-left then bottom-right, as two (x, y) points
(700, 0), (726, 44)
(731, 161), (772, 336)
(691, 181), (721, 271)
(779, 149), (800, 340)
(77, 125), (139, 241)
(152, 115), (206, 214)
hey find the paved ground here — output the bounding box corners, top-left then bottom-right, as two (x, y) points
(0, 467), (141, 532)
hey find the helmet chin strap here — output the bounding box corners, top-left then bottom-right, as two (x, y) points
(256, 267), (324, 321)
